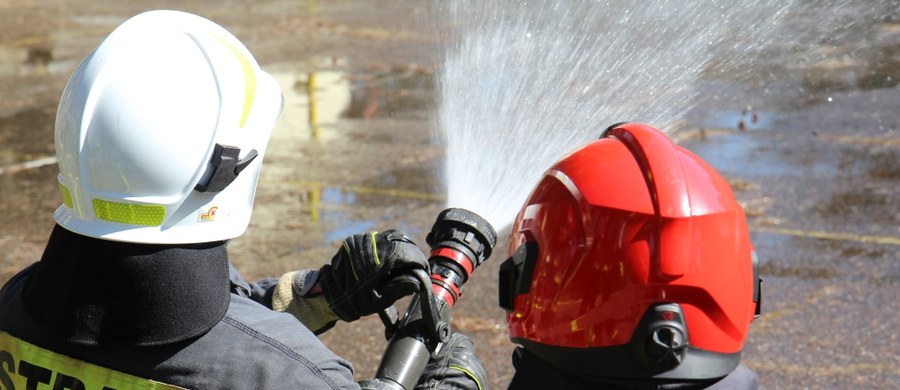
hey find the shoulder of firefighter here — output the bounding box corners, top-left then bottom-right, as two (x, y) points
(0, 332), (185, 390)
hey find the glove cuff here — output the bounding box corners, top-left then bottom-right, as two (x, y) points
(272, 270), (339, 334)
(319, 264), (361, 322)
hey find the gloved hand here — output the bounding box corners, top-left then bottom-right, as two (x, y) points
(415, 332), (487, 390)
(319, 229), (429, 322)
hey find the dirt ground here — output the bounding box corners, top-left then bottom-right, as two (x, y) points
(1, 1), (898, 388)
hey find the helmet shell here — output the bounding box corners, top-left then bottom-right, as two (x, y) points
(503, 123), (758, 379)
(53, 10), (283, 244)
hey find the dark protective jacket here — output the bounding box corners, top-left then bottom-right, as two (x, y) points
(508, 347), (758, 390)
(0, 225), (360, 389)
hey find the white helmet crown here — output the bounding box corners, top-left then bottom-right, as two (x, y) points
(54, 10), (283, 244)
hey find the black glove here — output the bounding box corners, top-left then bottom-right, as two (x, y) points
(415, 332), (487, 390)
(319, 229), (429, 322)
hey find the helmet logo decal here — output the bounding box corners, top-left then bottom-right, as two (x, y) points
(199, 206), (218, 222)
(210, 33), (256, 129)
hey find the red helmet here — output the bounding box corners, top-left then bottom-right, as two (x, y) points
(499, 123), (761, 380)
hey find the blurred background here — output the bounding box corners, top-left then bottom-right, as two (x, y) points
(1, 1), (897, 388)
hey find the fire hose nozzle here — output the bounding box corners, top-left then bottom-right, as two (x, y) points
(374, 208), (496, 390)
(425, 208), (497, 307)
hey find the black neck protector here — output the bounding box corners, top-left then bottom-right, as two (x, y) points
(22, 225), (231, 347)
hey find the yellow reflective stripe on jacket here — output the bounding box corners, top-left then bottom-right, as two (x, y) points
(0, 332), (185, 390)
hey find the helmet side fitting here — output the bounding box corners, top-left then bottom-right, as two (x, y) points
(500, 123), (761, 380)
(53, 10), (284, 244)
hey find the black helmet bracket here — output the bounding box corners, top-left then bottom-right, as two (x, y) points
(499, 241), (539, 312)
(195, 143), (259, 193)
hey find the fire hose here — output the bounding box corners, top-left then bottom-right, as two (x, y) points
(372, 208), (496, 390)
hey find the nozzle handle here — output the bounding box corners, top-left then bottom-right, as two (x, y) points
(374, 208), (496, 390)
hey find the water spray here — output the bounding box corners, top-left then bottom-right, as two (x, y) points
(374, 208), (496, 390)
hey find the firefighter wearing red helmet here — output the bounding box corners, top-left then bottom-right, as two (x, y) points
(499, 123), (762, 389)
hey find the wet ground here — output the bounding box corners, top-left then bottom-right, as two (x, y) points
(1, 1), (898, 389)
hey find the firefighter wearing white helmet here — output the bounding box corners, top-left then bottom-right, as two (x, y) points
(0, 10), (481, 390)
(53, 9), (282, 244)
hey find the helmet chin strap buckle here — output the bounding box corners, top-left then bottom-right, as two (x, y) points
(194, 144), (258, 193)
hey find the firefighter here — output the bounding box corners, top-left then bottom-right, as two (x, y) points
(0, 10), (484, 390)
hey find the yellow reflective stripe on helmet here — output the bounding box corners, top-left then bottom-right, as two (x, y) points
(93, 199), (166, 226)
(0, 332), (186, 389)
(211, 33), (256, 129)
(59, 183), (73, 209)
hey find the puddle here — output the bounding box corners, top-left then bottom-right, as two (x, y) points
(269, 64), (434, 144)
(698, 108), (776, 131)
(343, 66), (434, 120)
(685, 132), (838, 178)
(266, 69), (350, 144)
(299, 164), (444, 242)
(259, 63), (442, 246)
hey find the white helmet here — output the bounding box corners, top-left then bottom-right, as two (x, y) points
(53, 10), (283, 244)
